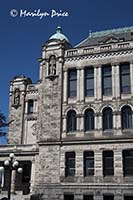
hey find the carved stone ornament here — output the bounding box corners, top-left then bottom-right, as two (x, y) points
(12, 88), (21, 109)
(31, 123), (38, 136)
(47, 55), (58, 80)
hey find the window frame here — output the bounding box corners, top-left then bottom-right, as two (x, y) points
(84, 151), (94, 176)
(103, 194), (114, 200)
(103, 151), (114, 176)
(27, 99), (34, 114)
(65, 152), (75, 177)
(103, 107), (113, 131)
(67, 110), (77, 132)
(102, 65), (112, 96)
(120, 63), (131, 94)
(68, 69), (77, 98)
(121, 106), (132, 129)
(123, 150), (133, 176)
(84, 109), (94, 131)
(83, 194), (93, 200)
(85, 67), (94, 97)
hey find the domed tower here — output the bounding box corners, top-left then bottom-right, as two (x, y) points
(38, 26), (72, 141)
(33, 27), (72, 190)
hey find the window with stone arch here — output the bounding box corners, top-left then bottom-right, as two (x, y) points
(67, 110), (77, 132)
(84, 109), (94, 131)
(103, 107), (113, 130)
(121, 105), (132, 129)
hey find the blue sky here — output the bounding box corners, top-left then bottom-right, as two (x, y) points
(0, 0), (133, 119)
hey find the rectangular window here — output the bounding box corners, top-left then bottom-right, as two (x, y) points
(83, 195), (93, 200)
(64, 194), (74, 200)
(65, 152), (75, 177)
(84, 151), (94, 176)
(85, 68), (94, 96)
(124, 196), (133, 200)
(68, 69), (77, 97)
(103, 195), (114, 200)
(22, 161), (31, 183)
(27, 100), (34, 114)
(120, 63), (131, 94)
(123, 150), (133, 176)
(103, 151), (114, 176)
(102, 65), (112, 96)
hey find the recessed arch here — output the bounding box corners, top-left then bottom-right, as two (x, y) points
(102, 107), (113, 131)
(121, 105), (132, 129)
(84, 108), (95, 131)
(67, 110), (77, 132)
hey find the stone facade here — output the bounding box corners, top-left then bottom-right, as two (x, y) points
(0, 26), (133, 200)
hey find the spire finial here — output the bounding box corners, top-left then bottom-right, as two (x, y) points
(56, 26), (62, 33)
(89, 30), (92, 37)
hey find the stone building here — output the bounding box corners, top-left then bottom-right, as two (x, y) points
(0, 26), (133, 200)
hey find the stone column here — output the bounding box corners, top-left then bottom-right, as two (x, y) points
(80, 114), (84, 132)
(62, 117), (67, 132)
(39, 62), (43, 80)
(75, 151), (83, 177)
(77, 69), (80, 102)
(25, 101), (28, 114)
(94, 66), (98, 100)
(113, 112), (117, 130)
(97, 66), (102, 101)
(80, 69), (85, 102)
(112, 64), (116, 98)
(116, 111), (122, 135)
(98, 113), (102, 132)
(11, 170), (16, 194)
(77, 115), (80, 131)
(30, 160), (35, 193)
(130, 61), (133, 96)
(63, 70), (68, 103)
(115, 64), (120, 99)
(95, 113), (98, 130)
(94, 151), (103, 178)
(114, 150), (123, 180)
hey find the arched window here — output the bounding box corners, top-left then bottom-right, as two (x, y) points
(85, 109), (94, 131)
(121, 106), (132, 129)
(67, 110), (76, 132)
(103, 107), (113, 130)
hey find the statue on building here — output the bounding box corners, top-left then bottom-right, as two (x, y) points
(48, 55), (56, 76)
(14, 88), (20, 106)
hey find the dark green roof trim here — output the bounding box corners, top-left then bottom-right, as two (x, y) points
(89, 26), (133, 38)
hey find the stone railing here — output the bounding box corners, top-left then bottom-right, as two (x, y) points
(66, 41), (132, 57)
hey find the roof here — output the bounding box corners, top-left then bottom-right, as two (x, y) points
(49, 26), (69, 42)
(76, 26), (133, 47)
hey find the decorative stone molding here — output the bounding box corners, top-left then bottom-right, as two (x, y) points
(65, 49), (133, 62)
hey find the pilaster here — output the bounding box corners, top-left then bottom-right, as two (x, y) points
(115, 64), (120, 99)
(130, 61), (133, 97)
(97, 66), (102, 100)
(63, 70), (68, 103)
(80, 69), (85, 102)
(112, 64), (116, 98)
(77, 69), (80, 102)
(114, 150), (123, 178)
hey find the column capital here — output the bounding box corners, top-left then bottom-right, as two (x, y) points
(111, 62), (119, 66)
(94, 65), (102, 68)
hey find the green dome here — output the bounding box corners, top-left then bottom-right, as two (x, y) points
(49, 26), (69, 42)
